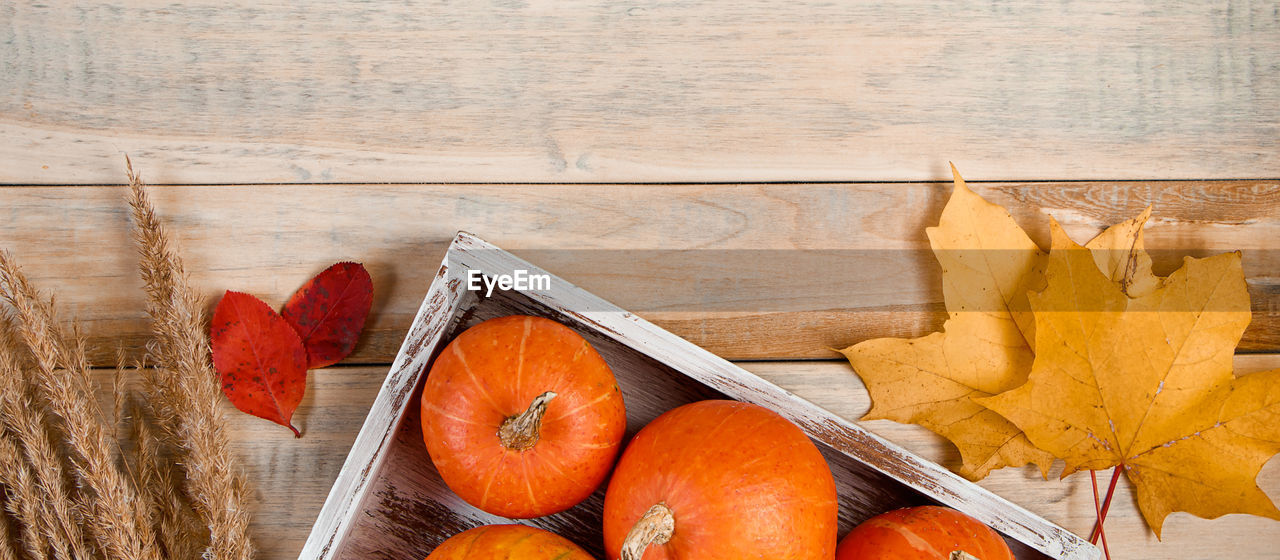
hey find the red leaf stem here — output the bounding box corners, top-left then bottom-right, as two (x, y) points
(1090, 470), (1112, 560)
(1090, 465), (1122, 544)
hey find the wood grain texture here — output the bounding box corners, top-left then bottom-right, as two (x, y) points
(85, 356), (1278, 559)
(2, 1), (1278, 184)
(0, 181), (1275, 363)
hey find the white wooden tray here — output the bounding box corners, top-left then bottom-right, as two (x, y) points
(300, 231), (1099, 560)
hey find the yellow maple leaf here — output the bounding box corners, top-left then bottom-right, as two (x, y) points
(979, 220), (1280, 536)
(1082, 207), (1161, 298)
(840, 166), (1053, 480)
(841, 167), (1165, 480)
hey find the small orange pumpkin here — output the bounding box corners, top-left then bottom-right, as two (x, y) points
(425, 524), (595, 560)
(835, 505), (1014, 560)
(421, 315), (626, 518)
(602, 400), (838, 560)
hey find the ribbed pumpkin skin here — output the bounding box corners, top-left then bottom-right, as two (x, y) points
(425, 525), (596, 560)
(421, 315), (627, 518)
(602, 400), (838, 560)
(835, 506), (1014, 560)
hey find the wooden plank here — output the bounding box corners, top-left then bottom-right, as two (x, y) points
(0, 182), (1275, 362)
(2, 1), (1277, 184)
(86, 355), (1279, 559)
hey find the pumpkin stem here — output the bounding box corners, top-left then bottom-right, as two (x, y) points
(497, 391), (557, 450)
(620, 503), (674, 560)
(950, 552), (981, 560)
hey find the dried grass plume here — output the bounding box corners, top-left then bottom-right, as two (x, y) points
(0, 157), (257, 559)
(126, 157), (255, 560)
(0, 252), (161, 560)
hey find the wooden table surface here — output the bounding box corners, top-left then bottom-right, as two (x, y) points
(3, 1), (1278, 558)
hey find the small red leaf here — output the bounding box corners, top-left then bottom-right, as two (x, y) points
(211, 291), (308, 437)
(281, 262), (373, 369)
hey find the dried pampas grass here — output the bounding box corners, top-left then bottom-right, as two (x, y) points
(131, 400), (209, 560)
(0, 322), (92, 560)
(0, 253), (160, 560)
(126, 158), (255, 560)
(0, 158), (256, 559)
(0, 435), (49, 560)
(0, 512), (18, 560)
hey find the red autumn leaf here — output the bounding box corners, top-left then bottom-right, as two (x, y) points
(211, 290), (308, 437)
(281, 261), (373, 369)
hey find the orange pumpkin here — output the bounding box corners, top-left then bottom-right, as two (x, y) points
(425, 524), (595, 560)
(421, 315), (626, 518)
(835, 505), (1014, 560)
(602, 400), (838, 560)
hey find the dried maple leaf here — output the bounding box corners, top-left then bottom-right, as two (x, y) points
(281, 261), (373, 369)
(211, 290), (309, 437)
(979, 220), (1280, 536)
(841, 166), (1053, 480)
(1082, 207), (1161, 298)
(842, 169), (1183, 480)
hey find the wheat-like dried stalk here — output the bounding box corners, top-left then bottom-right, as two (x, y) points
(0, 253), (160, 560)
(0, 507), (19, 560)
(0, 320), (92, 560)
(125, 159), (254, 560)
(114, 370), (162, 560)
(0, 434), (51, 560)
(111, 349), (128, 444)
(131, 402), (207, 560)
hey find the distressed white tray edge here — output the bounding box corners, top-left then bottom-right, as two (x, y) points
(300, 231), (1100, 560)
(300, 252), (468, 559)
